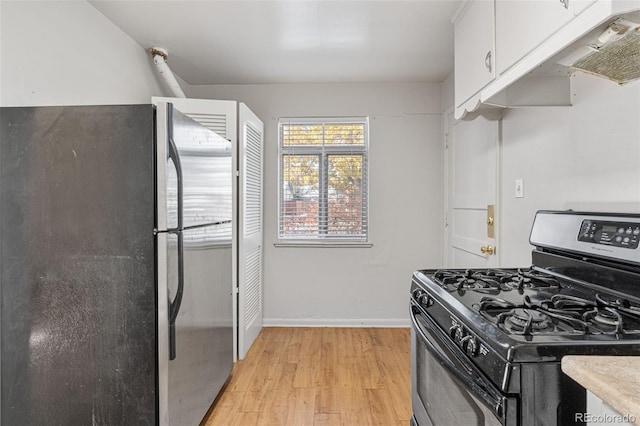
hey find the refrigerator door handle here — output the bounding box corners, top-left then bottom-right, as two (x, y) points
(168, 230), (184, 360)
(167, 103), (184, 231)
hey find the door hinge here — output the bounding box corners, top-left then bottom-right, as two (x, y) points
(236, 170), (240, 177)
(444, 212), (449, 228)
(444, 132), (449, 149)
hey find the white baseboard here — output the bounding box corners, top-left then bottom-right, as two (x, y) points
(263, 318), (410, 328)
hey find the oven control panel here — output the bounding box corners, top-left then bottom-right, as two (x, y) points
(578, 220), (640, 249)
(449, 318), (488, 358)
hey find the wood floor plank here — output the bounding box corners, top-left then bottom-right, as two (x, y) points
(289, 386), (317, 426)
(202, 327), (411, 426)
(313, 412), (342, 426)
(364, 388), (400, 425)
(255, 362), (298, 424)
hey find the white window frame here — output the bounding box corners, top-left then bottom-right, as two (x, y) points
(276, 117), (371, 247)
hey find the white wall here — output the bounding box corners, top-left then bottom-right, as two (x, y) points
(499, 73), (640, 266)
(441, 73), (454, 113)
(191, 83), (444, 326)
(0, 1), (168, 106)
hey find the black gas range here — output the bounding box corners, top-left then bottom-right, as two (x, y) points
(410, 211), (640, 426)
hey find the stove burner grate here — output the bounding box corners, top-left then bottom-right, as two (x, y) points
(477, 294), (640, 336)
(499, 308), (551, 334)
(434, 268), (561, 294)
(499, 269), (561, 291)
(434, 269), (503, 293)
(493, 304), (588, 335)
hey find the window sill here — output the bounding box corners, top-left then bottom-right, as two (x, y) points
(274, 240), (373, 248)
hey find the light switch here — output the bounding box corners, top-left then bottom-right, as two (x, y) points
(515, 179), (524, 198)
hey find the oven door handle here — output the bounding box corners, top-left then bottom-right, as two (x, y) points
(411, 305), (507, 420)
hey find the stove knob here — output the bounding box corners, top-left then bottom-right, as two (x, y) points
(412, 289), (424, 300)
(449, 325), (464, 342)
(448, 325), (459, 340)
(461, 335), (479, 357)
(417, 293), (433, 308)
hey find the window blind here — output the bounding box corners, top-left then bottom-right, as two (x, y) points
(278, 117), (368, 241)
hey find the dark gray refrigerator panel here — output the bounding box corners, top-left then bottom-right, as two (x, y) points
(0, 106), (158, 425)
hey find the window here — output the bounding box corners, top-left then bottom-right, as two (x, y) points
(278, 117), (369, 242)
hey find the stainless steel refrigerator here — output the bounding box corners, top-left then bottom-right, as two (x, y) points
(0, 103), (233, 425)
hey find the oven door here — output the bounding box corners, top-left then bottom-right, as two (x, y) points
(410, 303), (517, 426)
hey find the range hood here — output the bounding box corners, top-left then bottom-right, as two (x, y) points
(555, 11), (640, 85)
(476, 1), (640, 116)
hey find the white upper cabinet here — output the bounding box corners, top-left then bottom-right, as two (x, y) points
(454, 0), (496, 116)
(495, 0), (597, 75)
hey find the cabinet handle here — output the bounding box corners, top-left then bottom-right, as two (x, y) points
(559, 0), (569, 9)
(484, 51), (492, 73)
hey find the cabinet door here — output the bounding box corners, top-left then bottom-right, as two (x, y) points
(495, 0), (596, 75)
(454, 0), (496, 110)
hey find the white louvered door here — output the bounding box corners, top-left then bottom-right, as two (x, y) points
(238, 103), (263, 359)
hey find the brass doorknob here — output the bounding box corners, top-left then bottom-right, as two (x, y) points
(480, 245), (495, 255)
(487, 217), (494, 226)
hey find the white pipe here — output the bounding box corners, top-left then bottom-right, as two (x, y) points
(150, 47), (186, 98)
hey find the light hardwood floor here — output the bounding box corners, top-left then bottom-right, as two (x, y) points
(202, 327), (411, 426)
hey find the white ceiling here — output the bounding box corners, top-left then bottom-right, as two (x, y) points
(90, 0), (462, 86)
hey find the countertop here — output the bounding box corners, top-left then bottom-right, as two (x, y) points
(562, 356), (640, 425)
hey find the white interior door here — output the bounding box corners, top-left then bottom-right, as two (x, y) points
(151, 97), (240, 360)
(237, 103), (264, 360)
(446, 112), (500, 268)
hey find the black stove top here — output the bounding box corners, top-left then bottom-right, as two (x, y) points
(428, 267), (640, 336)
